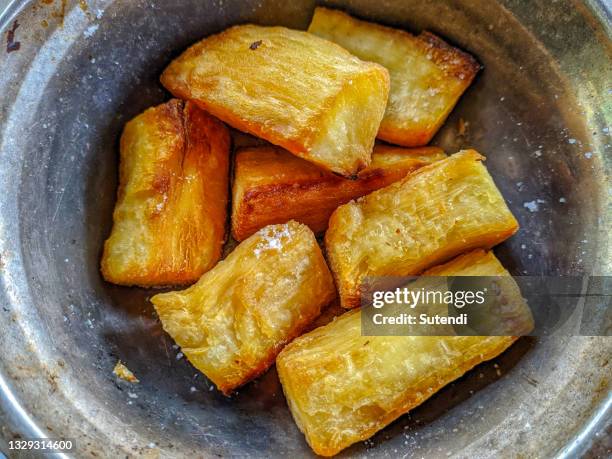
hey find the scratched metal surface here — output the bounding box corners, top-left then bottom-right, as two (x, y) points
(0, 0), (610, 458)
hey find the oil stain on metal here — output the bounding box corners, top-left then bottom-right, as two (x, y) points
(6, 21), (20, 53)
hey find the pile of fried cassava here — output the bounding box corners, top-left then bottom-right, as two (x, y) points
(100, 8), (533, 457)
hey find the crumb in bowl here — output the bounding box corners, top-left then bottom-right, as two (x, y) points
(113, 360), (139, 384)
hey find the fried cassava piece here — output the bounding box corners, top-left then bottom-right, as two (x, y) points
(101, 99), (230, 287)
(231, 144), (446, 241)
(151, 221), (336, 395)
(308, 7), (480, 147)
(325, 150), (519, 308)
(277, 250), (530, 456)
(161, 25), (390, 177)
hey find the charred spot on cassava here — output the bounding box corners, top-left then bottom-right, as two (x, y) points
(417, 31), (481, 79)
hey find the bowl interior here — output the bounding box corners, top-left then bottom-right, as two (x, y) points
(1, 0), (610, 457)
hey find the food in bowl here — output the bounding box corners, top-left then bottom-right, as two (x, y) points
(100, 6), (530, 456)
(277, 250), (531, 456)
(325, 150), (519, 309)
(150, 221), (336, 395)
(101, 99), (230, 287)
(231, 144), (446, 241)
(308, 7), (481, 146)
(160, 24), (390, 177)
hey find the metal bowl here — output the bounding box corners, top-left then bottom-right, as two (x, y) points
(0, 0), (610, 457)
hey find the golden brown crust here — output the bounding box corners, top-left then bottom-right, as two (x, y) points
(308, 7), (480, 147)
(416, 31), (481, 80)
(277, 250), (521, 456)
(231, 145), (446, 240)
(100, 99), (230, 287)
(161, 24), (389, 176)
(325, 150), (519, 308)
(151, 221), (336, 395)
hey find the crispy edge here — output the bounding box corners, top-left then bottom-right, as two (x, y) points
(212, 340), (287, 395)
(416, 31), (481, 81)
(231, 147), (333, 240)
(310, 8), (480, 81)
(100, 99), (231, 287)
(231, 146), (445, 241)
(180, 100), (232, 278)
(378, 30), (480, 146)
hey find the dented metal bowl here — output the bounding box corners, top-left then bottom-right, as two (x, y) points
(0, 0), (610, 457)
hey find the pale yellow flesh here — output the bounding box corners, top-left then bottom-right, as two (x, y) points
(325, 149), (519, 308)
(277, 250), (527, 456)
(151, 221), (336, 395)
